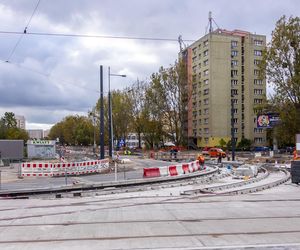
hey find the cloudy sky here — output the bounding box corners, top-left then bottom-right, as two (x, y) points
(0, 0), (299, 130)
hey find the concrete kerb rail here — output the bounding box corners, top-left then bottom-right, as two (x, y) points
(182, 167), (269, 195)
(221, 169), (291, 195)
(21, 159), (109, 177)
(143, 160), (205, 178)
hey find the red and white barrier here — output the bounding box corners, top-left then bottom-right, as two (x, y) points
(143, 160), (206, 178)
(21, 159), (109, 177)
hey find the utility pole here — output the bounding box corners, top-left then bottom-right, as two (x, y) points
(100, 65), (105, 159)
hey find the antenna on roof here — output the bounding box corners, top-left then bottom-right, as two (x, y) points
(209, 11), (213, 33)
(205, 11), (220, 35)
(178, 35), (186, 52)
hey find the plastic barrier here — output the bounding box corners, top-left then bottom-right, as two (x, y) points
(182, 164), (190, 174)
(143, 160), (206, 179)
(176, 165), (184, 175)
(159, 166), (169, 176)
(143, 168), (161, 178)
(21, 159), (109, 177)
(21, 163), (53, 177)
(168, 165), (178, 176)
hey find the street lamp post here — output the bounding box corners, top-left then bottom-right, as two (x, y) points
(108, 67), (126, 158)
(100, 65), (105, 159)
(231, 94), (236, 161)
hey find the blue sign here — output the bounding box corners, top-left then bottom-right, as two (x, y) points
(118, 139), (125, 147)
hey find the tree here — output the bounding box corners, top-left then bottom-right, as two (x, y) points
(147, 60), (188, 146)
(237, 138), (252, 151)
(126, 80), (148, 148)
(48, 115), (94, 146)
(219, 138), (227, 149)
(0, 112), (28, 140)
(1, 112), (17, 128)
(261, 15), (300, 143)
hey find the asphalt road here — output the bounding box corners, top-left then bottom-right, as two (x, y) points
(0, 156), (176, 191)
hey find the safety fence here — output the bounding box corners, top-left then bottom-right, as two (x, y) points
(21, 159), (109, 177)
(143, 160), (205, 178)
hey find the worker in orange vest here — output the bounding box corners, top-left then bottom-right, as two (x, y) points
(293, 149), (299, 160)
(197, 154), (205, 165)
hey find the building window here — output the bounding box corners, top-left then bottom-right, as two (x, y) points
(204, 137), (209, 143)
(254, 108), (262, 114)
(192, 56), (197, 62)
(231, 60), (238, 67)
(231, 79), (238, 86)
(231, 40), (238, 48)
(254, 69), (260, 75)
(204, 119), (209, 125)
(231, 70), (238, 77)
(254, 137), (264, 143)
(204, 79), (209, 85)
(234, 128), (238, 133)
(254, 50), (262, 56)
(204, 89), (209, 95)
(204, 69), (209, 76)
(204, 50), (209, 56)
(231, 89), (238, 95)
(192, 65), (197, 73)
(254, 128), (263, 133)
(254, 79), (263, 85)
(204, 108), (209, 115)
(254, 40), (263, 46)
(198, 63), (201, 69)
(254, 98), (263, 104)
(254, 59), (261, 65)
(231, 50), (238, 57)
(192, 47), (197, 54)
(204, 98), (209, 105)
(203, 59), (209, 66)
(204, 40), (208, 47)
(234, 108), (238, 114)
(233, 118), (238, 124)
(204, 128), (209, 134)
(233, 99), (238, 104)
(254, 89), (263, 95)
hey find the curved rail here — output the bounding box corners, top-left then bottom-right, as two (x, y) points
(0, 164), (219, 198)
(182, 167), (269, 195)
(182, 168), (290, 196)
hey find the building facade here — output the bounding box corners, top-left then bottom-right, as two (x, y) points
(27, 129), (44, 140)
(182, 29), (266, 148)
(15, 115), (26, 130)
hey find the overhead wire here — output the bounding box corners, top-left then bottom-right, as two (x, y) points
(6, 0), (41, 62)
(1, 59), (101, 95)
(0, 30), (195, 43)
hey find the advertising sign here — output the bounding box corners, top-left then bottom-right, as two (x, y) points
(257, 113), (280, 128)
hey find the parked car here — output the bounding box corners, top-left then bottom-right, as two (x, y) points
(203, 148), (226, 158)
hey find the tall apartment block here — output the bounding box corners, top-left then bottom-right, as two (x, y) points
(181, 29), (266, 148)
(15, 115), (26, 130)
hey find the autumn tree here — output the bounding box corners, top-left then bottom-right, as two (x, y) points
(148, 60), (188, 146)
(49, 115), (94, 145)
(0, 112), (28, 140)
(261, 15), (300, 144)
(126, 80), (148, 148)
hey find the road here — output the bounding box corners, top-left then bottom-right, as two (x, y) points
(0, 156), (175, 191)
(0, 180), (299, 249)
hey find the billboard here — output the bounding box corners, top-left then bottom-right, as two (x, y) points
(27, 140), (56, 159)
(257, 113), (280, 128)
(0, 140), (24, 160)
